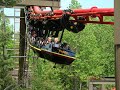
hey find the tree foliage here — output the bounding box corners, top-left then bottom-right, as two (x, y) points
(62, 17), (114, 89)
(0, 10), (14, 90)
(31, 59), (64, 90)
(69, 0), (81, 9)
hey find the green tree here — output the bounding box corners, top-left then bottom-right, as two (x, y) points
(61, 17), (114, 89)
(69, 0), (81, 9)
(31, 59), (64, 90)
(0, 11), (14, 89)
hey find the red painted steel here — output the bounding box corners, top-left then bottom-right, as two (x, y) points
(29, 6), (114, 25)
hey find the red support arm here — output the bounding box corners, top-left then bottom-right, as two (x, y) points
(29, 6), (114, 25)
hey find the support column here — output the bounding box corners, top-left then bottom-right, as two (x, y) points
(114, 0), (120, 90)
(101, 84), (106, 90)
(18, 8), (26, 87)
(89, 82), (93, 90)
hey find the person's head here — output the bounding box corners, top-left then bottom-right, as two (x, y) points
(33, 33), (37, 37)
(31, 31), (37, 37)
(48, 37), (52, 43)
(54, 37), (59, 43)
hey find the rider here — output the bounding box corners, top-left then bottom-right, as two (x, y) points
(31, 30), (37, 45)
(52, 37), (60, 52)
(42, 37), (52, 51)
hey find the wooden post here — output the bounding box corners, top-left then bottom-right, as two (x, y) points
(101, 84), (106, 90)
(114, 0), (120, 90)
(18, 8), (26, 87)
(89, 83), (93, 90)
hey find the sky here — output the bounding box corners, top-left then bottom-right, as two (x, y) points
(61, 0), (114, 9)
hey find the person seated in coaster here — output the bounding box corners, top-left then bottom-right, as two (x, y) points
(30, 30), (37, 45)
(36, 37), (44, 48)
(42, 37), (52, 52)
(52, 37), (60, 52)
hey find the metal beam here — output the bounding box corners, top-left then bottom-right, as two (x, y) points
(0, 0), (60, 9)
(17, 0), (60, 7)
(5, 16), (25, 18)
(114, 0), (120, 90)
(18, 8), (26, 87)
(89, 79), (115, 84)
(11, 56), (38, 58)
(89, 82), (115, 85)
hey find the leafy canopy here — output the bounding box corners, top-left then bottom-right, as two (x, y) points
(69, 0), (81, 9)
